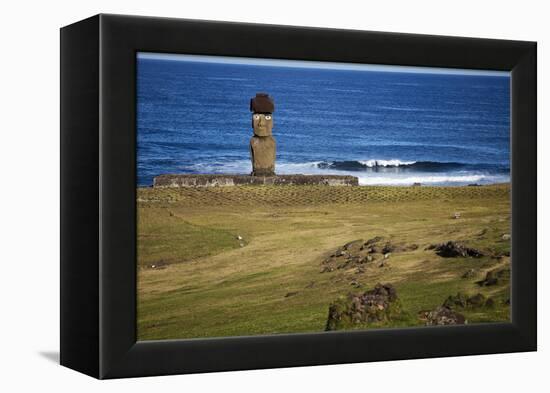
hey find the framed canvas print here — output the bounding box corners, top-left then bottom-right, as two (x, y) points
(60, 14), (536, 379)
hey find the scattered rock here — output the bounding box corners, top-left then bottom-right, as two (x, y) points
(467, 293), (487, 307)
(442, 292), (495, 309)
(382, 243), (395, 254)
(305, 281), (316, 289)
(453, 212), (461, 219)
(462, 269), (476, 279)
(322, 238), (417, 273)
(349, 280), (362, 288)
(424, 306), (466, 325)
(364, 236), (384, 246)
(501, 234), (511, 241)
(147, 259), (169, 269)
(284, 291), (298, 298)
(432, 241), (483, 258)
(237, 235), (243, 240)
(443, 293), (468, 308)
(343, 239), (364, 254)
(382, 242), (418, 254)
(477, 267), (510, 286)
(325, 283), (401, 331)
(475, 229), (487, 237)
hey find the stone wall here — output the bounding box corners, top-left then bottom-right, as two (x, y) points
(153, 174), (359, 188)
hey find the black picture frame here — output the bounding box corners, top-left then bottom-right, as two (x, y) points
(60, 13), (536, 379)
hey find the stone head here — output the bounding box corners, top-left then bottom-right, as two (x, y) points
(250, 93), (275, 136)
(252, 113), (273, 136)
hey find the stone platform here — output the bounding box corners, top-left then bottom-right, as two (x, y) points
(153, 174), (359, 188)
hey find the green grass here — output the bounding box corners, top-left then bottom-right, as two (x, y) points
(137, 210), (243, 268)
(137, 184), (511, 340)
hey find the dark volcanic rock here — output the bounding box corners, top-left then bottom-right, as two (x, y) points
(424, 306), (466, 326)
(442, 292), (494, 309)
(322, 237), (417, 273)
(325, 283), (401, 331)
(467, 293), (487, 307)
(343, 239), (364, 254)
(322, 239), (370, 272)
(477, 267), (511, 286)
(382, 242), (418, 253)
(443, 293), (468, 309)
(364, 236), (384, 247)
(432, 241), (483, 258)
(461, 269), (476, 279)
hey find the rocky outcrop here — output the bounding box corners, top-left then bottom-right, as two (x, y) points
(443, 292), (495, 309)
(461, 269), (476, 278)
(477, 267), (510, 286)
(429, 241), (483, 258)
(325, 283), (402, 331)
(321, 237), (418, 273)
(421, 291), (498, 326)
(423, 307), (466, 326)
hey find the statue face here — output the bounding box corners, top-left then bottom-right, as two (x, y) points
(252, 113), (273, 136)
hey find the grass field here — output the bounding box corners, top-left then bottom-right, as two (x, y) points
(137, 184), (511, 341)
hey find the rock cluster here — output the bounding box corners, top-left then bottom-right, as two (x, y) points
(477, 267), (510, 286)
(421, 291), (497, 326)
(325, 283), (401, 331)
(428, 241), (483, 258)
(321, 237), (417, 272)
(423, 307), (466, 326)
(461, 268), (476, 279)
(443, 292), (495, 309)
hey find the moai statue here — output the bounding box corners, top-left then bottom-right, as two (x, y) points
(249, 93), (276, 176)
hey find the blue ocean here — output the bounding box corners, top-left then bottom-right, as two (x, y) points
(137, 56), (510, 186)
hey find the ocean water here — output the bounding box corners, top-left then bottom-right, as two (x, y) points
(137, 57), (510, 186)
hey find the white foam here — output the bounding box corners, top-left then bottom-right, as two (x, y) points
(356, 174), (506, 186)
(179, 159), (509, 186)
(357, 159), (416, 167)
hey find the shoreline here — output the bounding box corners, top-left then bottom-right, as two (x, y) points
(139, 173), (511, 189)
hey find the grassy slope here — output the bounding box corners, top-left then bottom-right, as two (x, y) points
(137, 184), (510, 340)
